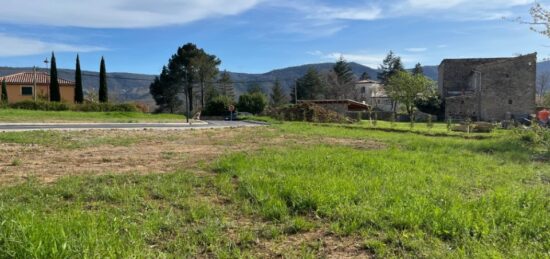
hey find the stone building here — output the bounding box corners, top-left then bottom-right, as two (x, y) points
(439, 53), (536, 121)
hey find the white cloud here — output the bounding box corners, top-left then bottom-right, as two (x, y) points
(0, 0), (261, 28)
(392, 0), (535, 20)
(309, 50), (400, 68)
(0, 34), (105, 57)
(405, 47), (427, 52)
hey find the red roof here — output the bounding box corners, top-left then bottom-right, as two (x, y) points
(0, 72), (74, 86)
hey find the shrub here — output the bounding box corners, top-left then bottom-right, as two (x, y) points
(10, 100), (70, 111)
(203, 95), (234, 116)
(267, 102), (352, 124)
(237, 93), (267, 115)
(73, 102), (140, 112)
(9, 100), (142, 113)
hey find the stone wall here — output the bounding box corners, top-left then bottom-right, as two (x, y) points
(440, 53), (536, 121)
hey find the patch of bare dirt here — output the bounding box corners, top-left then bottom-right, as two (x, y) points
(0, 128), (384, 185)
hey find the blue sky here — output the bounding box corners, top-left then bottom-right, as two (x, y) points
(0, 0), (548, 75)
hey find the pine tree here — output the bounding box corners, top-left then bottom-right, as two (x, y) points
(218, 70), (235, 100)
(1, 79), (7, 104)
(270, 79), (287, 107)
(327, 56), (356, 99)
(150, 66), (183, 113)
(49, 52), (61, 102)
(99, 56), (108, 103)
(377, 51), (405, 85)
(293, 68), (324, 101)
(413, 63), (424, 76)
(74, 55), (84, 103)
(192, 52), (220, 109)
(333, 56), (355, 85)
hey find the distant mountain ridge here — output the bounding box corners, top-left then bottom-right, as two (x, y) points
(0, 60), (547, 104)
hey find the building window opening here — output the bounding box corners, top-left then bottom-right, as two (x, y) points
(21, 86), (33, 96)
(361, 87), (366, 93)
(508, 99), (513, 105)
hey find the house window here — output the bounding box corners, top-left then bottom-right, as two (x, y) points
(508, 99), (513, 105)
(361, 87), (366, 94)
(21, 86), (33, 96)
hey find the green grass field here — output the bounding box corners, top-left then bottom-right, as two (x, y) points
(0, 109), (185, 123)
(0, 122), (548, 257)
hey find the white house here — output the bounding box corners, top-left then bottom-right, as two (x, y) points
(355, 80), (395, 112)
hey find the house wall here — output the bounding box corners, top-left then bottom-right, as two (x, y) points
(477, 55), (536, 121)
(6, 84), (75, 104)
(445, 95), (479, 120)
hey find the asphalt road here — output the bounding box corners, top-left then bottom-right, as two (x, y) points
(0, 120), (267, 132)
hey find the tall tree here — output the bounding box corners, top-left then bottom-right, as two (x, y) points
(377, 51), (405, 85)
(1, 79), (7, 104)
(292, 68), (324, 102)
(386, 71), (434, 118)
(326, 56), (356, 99)
(49, 52), (61, 102)
(270, 79), (287, 107)
(99, 57), (108, 103)
(74, 55), (84, 103)
(191, 52), (220, 109)
(166, 43), (202, 111)
(150, 66), (183, 113)
(218, 70), (235, 99)
(412, 63), (424, 76)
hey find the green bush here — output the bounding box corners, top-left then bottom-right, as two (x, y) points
(237, 93), (267, 115)
(73, 102), (140, 112)
(9, 100), (71, 111)
(203, 95), (234, 116)
(9, 100), (141, 113)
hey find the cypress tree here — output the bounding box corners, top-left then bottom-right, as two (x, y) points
(1, 79), (7, 104)
(49, 52), (61, 102)
(99, 56), (108, 103)
(75, 55), (84, 103)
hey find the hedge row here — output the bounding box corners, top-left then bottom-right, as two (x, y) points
(8, 100), (144, 113)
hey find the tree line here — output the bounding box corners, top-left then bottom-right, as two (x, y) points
(149, 43), (441, 118)
(48, 52), (109, 104)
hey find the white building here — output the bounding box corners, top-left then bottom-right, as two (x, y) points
(355, 80), (395, 112)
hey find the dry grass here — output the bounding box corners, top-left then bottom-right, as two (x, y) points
(0, 128), (382, 185)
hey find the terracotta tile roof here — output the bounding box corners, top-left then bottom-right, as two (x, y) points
(0, 72), (74, 86)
